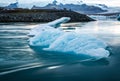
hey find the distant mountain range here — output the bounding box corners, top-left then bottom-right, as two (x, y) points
(0, 1), (120, 14)
(32, 2), (108, 14)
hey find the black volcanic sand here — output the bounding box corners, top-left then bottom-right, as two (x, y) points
(0, 9), (94, 22)
(0, 22), (120, 81)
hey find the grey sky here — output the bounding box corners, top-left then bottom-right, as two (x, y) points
(0, 0), (120, 7)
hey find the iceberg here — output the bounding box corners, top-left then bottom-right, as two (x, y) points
(44, 32), (109, 59)
(28, 17), (70, 37)
(28, 17), (110, 59)
(47, 17), (71, 28)
(29, 28), (63, 47)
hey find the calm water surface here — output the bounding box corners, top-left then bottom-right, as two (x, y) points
(0, 20), (120, 81)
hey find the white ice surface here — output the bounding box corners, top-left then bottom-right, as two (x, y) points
(44, 32), (109, 59)
(28, 17), (70, 36)
(47, 17), (71, 28)
(28, 17), (110, 59)
(29, 28), (63, 47)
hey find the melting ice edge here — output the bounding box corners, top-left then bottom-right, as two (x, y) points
(28, 17), (110, 60)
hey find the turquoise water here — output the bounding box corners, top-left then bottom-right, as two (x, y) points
(0, 21), (120, 81)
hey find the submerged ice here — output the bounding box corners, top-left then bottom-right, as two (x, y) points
(28, 17), (110, 59)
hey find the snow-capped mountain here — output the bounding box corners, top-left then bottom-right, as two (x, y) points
(32, 2), (108, 14)
(1, 1), (120, 15)
(5, 2), (19, 9)
(92, 4), (108, 10)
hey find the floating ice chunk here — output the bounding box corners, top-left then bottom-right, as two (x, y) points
(28, 17), (110, 59)
(28, 25), (54, 37)
(28, 17), (70, 36)
(44, 32), (109, 59)
(47, 17), (71, 28)
(29, 28), (63, 47)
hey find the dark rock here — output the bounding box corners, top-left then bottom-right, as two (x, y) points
(0, 9), (95, 22)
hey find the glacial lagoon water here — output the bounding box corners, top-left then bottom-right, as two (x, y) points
(0, 20), (120, 81)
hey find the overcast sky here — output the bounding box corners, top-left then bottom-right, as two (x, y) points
(0, 0), (120, 7)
